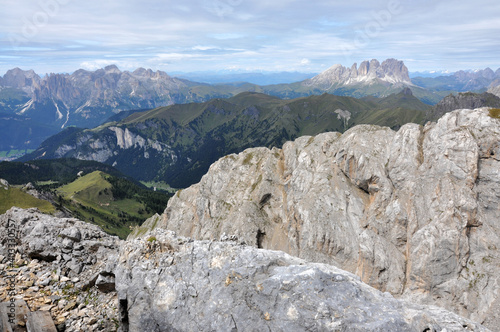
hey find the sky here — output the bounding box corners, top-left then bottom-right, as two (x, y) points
(1, 0), (499, 76)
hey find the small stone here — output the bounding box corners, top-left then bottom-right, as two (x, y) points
(63, 301), (77, 311)
(88, 317), (98, 325)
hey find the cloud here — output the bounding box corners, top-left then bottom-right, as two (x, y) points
(0, 0), (499, 75)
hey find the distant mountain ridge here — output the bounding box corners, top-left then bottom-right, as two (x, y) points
(303, 58), (412, 89)
(19, 90), (431, 188)
(1, 59), (499, 153)
(412, 67), (500, 92)
(0, 65), (193, 128)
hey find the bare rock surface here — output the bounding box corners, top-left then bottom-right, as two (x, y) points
(0, 207), (491, 331)
(150, 108), (500, 328)
(117, 229), (489, 332)
(0, 207), (120, 331)
(303, 58), (412, 89)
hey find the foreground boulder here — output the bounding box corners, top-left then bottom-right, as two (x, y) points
(1, 208), (491, 331)
(117, 229), (489, 331)
(143, 108), (500, 327)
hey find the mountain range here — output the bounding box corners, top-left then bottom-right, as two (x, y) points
(1, 58), (500, 155)
(18, 89), (433, 188)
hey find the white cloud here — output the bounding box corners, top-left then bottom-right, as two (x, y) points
(0, 0), (499, 74)
(192, 45), (220, 51)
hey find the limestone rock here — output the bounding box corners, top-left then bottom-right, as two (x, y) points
(116, 229), (489, 332)
(152, 108), (500, 328)
(303, 58), (412, 89)
(0, 207), (120, 332)
(0, 179), (9, 190)
(1, 206), (491, 331)
(429, 92), (500, 120)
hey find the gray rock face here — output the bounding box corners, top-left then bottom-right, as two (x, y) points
(1, 207), (491, 331)
(303, 58), (412, 89)
(0, 207), (120, 267)
(0, 207), (121, 331)
(488, 84), (500, 98)
(117, 229), (489, 332)
(1, 68), (41, 92)
(429, 92), (500, 120)
(152, 108), (500, 327)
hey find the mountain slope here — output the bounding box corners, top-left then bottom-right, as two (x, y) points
(0, 66), (245, 152)
(4, 59), (492, 153)
(427, 92), (500, 120)
(0, 159), (170, 238)
(0, 181), (55, 215)
(19, 91), (431, 188)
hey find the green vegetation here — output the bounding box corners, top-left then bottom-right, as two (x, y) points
(0, 159), (170, 239)
(55, 171), (170, 239)
(0, 149), (35, 159)
(147, 236), (157, 242)
(0, 158), (125, 188)
(489, 108), (500, 119)
(0, 186), (55, 214)
(19, 90), (433, 189)
(140, 181), (178, 194)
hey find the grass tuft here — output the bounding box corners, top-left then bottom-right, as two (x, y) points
(488, 108), (500, 119)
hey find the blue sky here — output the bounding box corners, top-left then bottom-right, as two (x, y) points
(1, 0), (499, 75)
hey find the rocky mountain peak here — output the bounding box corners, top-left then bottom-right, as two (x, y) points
(303, 58), (412, 90)
(103, 64), (121, 74)
(1, 67), (40, 89)
(429, 92), (500, 120)
(401, 86), (413, 95)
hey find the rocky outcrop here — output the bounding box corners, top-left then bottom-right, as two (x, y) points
(303, 58), (412, 90)
(0, 68), (41, 93)
(0, 207), (120, 331)
(151, 108), (500, 328)
(2, 206), (492, 331)
(117, 228), (489, 332)
(429, 92), (500, 120)
(488, 83), (500, 98)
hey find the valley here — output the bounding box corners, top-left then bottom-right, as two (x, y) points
(18, 89), (434, 188)
(0, 159), (170, 238)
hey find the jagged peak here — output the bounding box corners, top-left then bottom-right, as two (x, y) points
(306, 58), (411, 88)
(104, 64), (121, 74)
